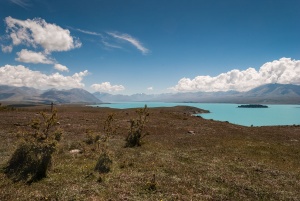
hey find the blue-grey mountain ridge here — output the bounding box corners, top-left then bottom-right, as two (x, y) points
(0, 83), (299, 104)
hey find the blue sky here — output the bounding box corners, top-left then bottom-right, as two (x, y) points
(0, 0), (300, 94)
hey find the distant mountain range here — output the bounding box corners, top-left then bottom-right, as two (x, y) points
(0, 83), (299, 104)
(93, 83), (300, 104)
(0, 85), (101, 104)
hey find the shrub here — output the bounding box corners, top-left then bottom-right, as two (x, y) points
(94, 152), (112, 173)
(101, 113), (117, 148)
(84, 130), (100, 146)
(3, 110), (62, 183)
(3, 141), (55, 183)
(125, 105), (149, 147)
(94, 113), (117, 173)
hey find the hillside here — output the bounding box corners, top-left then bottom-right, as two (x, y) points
(40, 88), (101, 104)
(0, 85), (41, 102)
(240, 83), (300, 103)
(0, 85), (101, 104)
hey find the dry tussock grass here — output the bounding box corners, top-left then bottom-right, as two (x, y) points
(0, 105), (299, 200)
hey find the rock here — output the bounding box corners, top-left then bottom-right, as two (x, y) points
(69, 149), (82, 154)
(187, 131), (195, 135)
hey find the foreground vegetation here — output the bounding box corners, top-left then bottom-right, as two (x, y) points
(0, 104), (299, 200)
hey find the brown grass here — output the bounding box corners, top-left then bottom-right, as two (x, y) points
(0, 104), (299, 200)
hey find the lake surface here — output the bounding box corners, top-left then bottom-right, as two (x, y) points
(91, 102), (300, 127)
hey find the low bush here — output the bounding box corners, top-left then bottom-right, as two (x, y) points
(94, 113), (117, 174)
(84, 130), (100, 145)
(94, 152), (112, 173)
(102, 114), (117, 143)
(3, 110), (62, 183)
(125, 105), (150, 147)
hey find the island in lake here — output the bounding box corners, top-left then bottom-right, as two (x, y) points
(238, 104), (268, 108)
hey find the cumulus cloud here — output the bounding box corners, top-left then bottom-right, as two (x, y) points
(91, 82), (125, 92)
(16, 49), (54, 64)
(54, 63), (69, 72)
(171, 58), (300, 92)
(5, 16), (81, 53)
(1, 45), (13, 53)
(0, 65), (88, 89)
(147, 86), (153, 91)
(107, 32), (149, 55)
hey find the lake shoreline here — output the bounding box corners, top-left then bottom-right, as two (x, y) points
(91, 102), (300, 127)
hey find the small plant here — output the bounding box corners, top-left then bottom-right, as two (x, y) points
(84, 130), (100, 145)
(145, 174), (157, 192)
(103, 113), (117, 142)
(94, 152), (112, 173)
(94, 113), (117, 174)
(3, 110), (62, 183)
(125, 105), (150, 147)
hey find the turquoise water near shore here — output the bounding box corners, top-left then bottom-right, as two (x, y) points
(92, 102), (300, 127)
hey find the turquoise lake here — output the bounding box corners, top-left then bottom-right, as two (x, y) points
(91, 102), (300, 127)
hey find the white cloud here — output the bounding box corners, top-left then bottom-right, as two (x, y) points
(10, 0), (31, 9)
(1, 45), (13, 53)
(73, 28), (148, 53)
(5, 16), (81, 53)
(74, 28), (122, 49)
(107, 32), (149, 55)
(147, 86), (153, 91)
(0, 65), (88, 89)
(91, 82), (125, 92)
(54, 63), (69, 72)
(171, 58), (300, 92)
(16, 49), (54, 64)
(101, 40), (122, 49)
(75, 28), (103, 36)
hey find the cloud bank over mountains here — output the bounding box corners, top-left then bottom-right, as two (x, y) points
(171, 58), (300, 92)
(0, 65), (88, 89)
(91, 82), (125, 92)
(1, 57), (299, 93)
